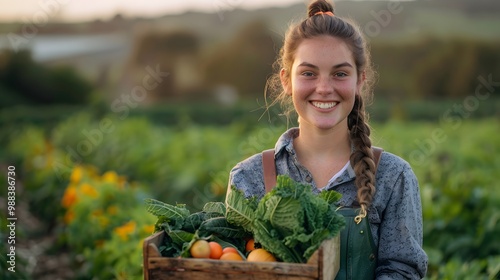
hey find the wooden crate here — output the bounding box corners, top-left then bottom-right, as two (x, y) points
(143, 231), (339, 280)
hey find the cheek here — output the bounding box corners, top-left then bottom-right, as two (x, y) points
(291, 77), (313, 94)
(337, 80), (358, 96)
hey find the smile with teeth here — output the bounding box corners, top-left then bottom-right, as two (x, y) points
(311, 101), (338, 109)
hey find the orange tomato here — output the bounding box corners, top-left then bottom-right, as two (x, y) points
(245, 238), (255, 252)
(190, 240), (210, 258)
(247, 248), (276, 262)
(220, 252), (243, 261)
(222, 247), (239, 254)
(209, 242), (223, 259)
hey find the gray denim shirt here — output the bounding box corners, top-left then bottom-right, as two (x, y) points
(228, 128), (428, 279)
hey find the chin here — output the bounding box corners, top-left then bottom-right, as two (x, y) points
(312, 122), (338, 130)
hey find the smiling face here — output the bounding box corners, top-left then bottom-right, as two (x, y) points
(281, 35), (362, 132)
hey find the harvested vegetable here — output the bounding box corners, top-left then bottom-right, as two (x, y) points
(220, 252), (243, 261)
(190, 240), (210, 258)
(209, 242), (223, 259)
(225, 175), (345, 263)
(145, 175), (345, 263)
(247, 248), (276, 262)
(245, 238), (255, 252)
(145, 199), (249, 258)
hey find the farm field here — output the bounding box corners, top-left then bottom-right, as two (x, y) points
(1, 114), (499, 279)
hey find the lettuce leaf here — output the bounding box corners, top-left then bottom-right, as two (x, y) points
(257, 196), (304, 237)
(199, 216), (248, 239)
(168, 230), (194, 244)
(145, 198), (190, 221)
(319, 189), (343, 204)
(202, 201), (226, 214)
(252, 219), (302, 263)
(225, 186), (257, 232)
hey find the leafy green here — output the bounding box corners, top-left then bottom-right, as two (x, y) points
(261, 196), (304, 236)
(226, 175), (345, 263)
(203, 202), (226, 214)
(252, 218), (302, 262)
(145, 198), (190, 221)
(181, 212), (206, 232)
(145, 199), (249, 257)
(168, 230), (194, 244)
(146, 175), (344, 262)
(225, 188), (257, 232)
(319, 189), (343, 204)
(199, 216), (248, 239)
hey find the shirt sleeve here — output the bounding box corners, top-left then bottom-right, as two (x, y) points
(375, 163), (428, 279)
(226, 153), (266, 200)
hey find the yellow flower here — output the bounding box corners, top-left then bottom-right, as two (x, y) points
(90, 210), (109, 228)
(102, 171), (119, 184)
(142, 225), (155, 235)
(114, 221), (136, 241)
(61, 185), (78, 208)
(81, 183), (98, 198)
(70, 166), (83, 184)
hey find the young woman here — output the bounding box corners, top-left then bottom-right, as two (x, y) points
(227, 0), (427, 278)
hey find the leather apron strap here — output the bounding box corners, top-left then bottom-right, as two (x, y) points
(262, 149), (276, 193)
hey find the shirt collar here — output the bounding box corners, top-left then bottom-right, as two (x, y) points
(274, 127), (356, 181)
(274, 127), (299, 156)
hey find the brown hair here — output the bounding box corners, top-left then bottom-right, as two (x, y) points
(266, 0), (377, 218)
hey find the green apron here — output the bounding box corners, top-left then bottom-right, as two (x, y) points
(335, 208), (377, 280)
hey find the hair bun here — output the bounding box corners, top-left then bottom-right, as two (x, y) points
(307, 0), (335, 18)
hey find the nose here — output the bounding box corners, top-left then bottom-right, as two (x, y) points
(316, 76), (333, 96)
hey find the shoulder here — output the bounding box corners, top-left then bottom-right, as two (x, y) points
(230, 152), (264, 177)
(378, 151), (415, 179)
(229, 153), (265, 198)
(376, 150), (419, 194)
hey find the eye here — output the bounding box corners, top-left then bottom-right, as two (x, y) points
(335, 72), (348, 77)
(301, 71), (315, 77)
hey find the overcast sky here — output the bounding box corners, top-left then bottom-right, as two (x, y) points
(0, 0), (309, 22)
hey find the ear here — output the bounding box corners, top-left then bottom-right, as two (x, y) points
(280, 68), (292, 95)
(356, 70), (366, 93)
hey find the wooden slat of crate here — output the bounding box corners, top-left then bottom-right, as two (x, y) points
(149, 270), (317, 280)
(143, 231), (339, 280)
(148, 257), (318, 277)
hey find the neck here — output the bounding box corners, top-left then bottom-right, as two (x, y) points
(294, 120), (351, 161)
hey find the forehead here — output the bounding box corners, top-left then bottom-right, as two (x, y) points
(294, 35), (354, 66)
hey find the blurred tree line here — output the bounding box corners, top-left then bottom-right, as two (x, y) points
(1, 20), (499, 109)
(372, 37), (500, 101)
(0, 50), (93, 107)
(122, 20), (500, 104)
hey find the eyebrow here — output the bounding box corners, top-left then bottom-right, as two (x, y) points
(298, 61), (353, 69)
